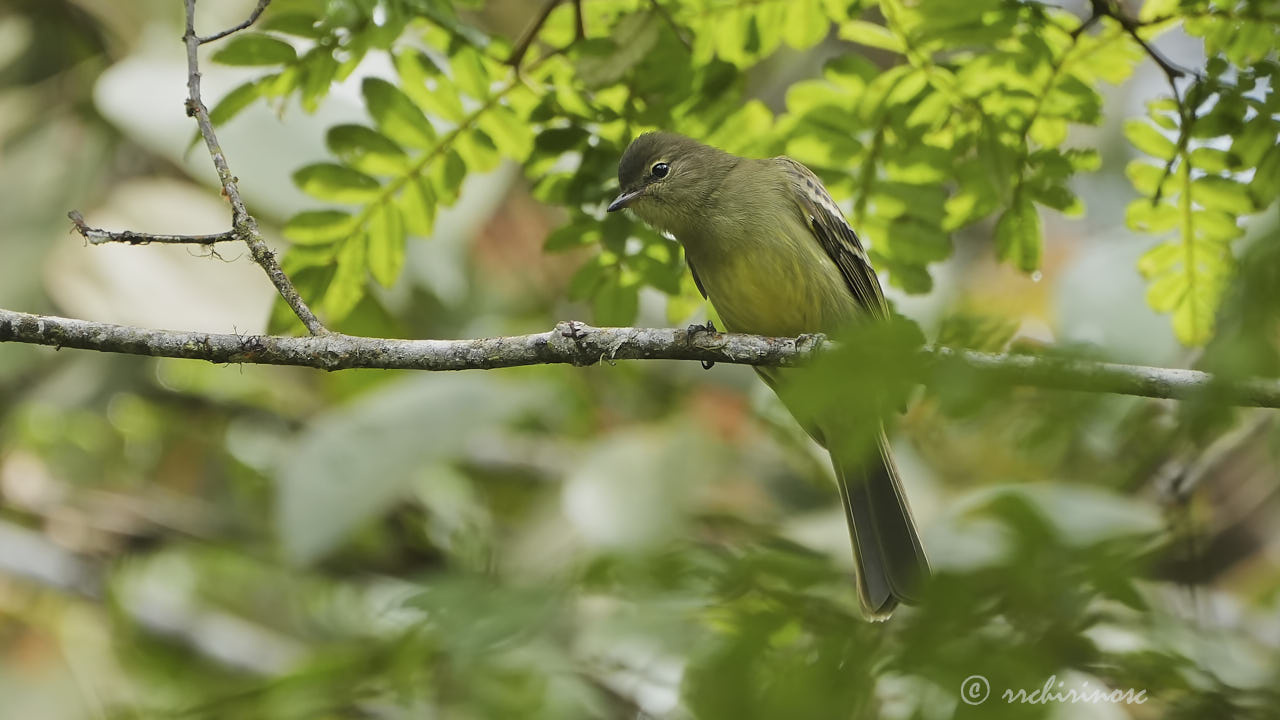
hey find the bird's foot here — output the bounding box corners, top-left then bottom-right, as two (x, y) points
(687, 320), (718, 370)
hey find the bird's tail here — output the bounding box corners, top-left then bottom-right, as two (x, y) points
(832, 429), (929, 618)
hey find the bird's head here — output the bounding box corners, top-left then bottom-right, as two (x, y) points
(608, 132), (737, 235)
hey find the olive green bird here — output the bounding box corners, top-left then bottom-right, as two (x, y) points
(609, 132), (928, 617)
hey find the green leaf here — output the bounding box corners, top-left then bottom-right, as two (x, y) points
(323, 234), (368, 321)
(1192, 176), (1256, 215)
(431, 149), (468, 206)
(535, 127), (589, 154)
(261, 64), (302, 98)
(1125, 199), (1179, 233)
(1251, 145), (1280, 206)
(277, 375), (549, 565)
(363, 77), (437, 150)
(298, 48), (339, 112)
(576, 13), (663, 87)
(545, 222), (600, 252)
(1124, 119), (1176, 159)
(1031, 183), (1083, 217)
(261, 12), (325, 39)
(839, 20), (904, 53)
(283, 210), (357, 245)
(1189, 147), (1234, 173)
(456, 129), (501, 172)
(994, 195), (1042, 272)
(885, 217), (951, 263)
(367, 203), (406, 287)
(1041, 75), (1101, 124)
(783, 1), (830, 49)
(292, 163), (382, 203)
(399, 177), (437, 237)
(451, 46), (491, 99)
(1125, 160), (1167, 197)
(326, 124), (409, 176)
(476, 105), (534, 160)
(1137, 162), (1234, 346)
(208, 79), (263, 126)
(394, 50), (468, 123)
(211, 33), (297, 66)
(593, 273), (640, 326)
(568, 256), (607, 301)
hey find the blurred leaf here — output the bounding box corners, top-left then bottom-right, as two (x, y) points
(1124, 119), (1177, 159)
(292, 163), (382, 203)
(398, 176), (437, 236)
(211, 33), (297, 66)
(994, 194), (1041, 272)
(277, 376), (548, 564)
(322, 233), (367, 321)
(367, 202), (406, 287)
(450, 47), (492, 100)
(326, 124), (410, 176)
(283, 209), (357, 244)
(208, 79), (264, 126)
(363, 77), (437, 150)
(839, 19), (904, 53)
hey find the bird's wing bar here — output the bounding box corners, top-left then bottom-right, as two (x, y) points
(778, 157), (889, 319)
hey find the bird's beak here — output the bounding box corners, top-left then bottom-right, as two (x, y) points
(607, 188), (644, 213)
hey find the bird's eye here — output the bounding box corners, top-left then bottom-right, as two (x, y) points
(651, 162), (670, 179)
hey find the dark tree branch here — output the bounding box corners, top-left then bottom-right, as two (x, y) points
(181, 0), (327, 335)
(573, 0), (586, 39)
(2, 308), (1278, 408)
(508, 0), (563, 68)
(68, 211), (237, 246)
(198, 0), (272, 45)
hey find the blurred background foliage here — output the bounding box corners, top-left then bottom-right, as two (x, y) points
(1, 0), (1278, 718)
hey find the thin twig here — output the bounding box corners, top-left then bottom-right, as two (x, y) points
(573, 0), (586, 40)
(182, 0), (327, 335)
(1088, 0), (1199, 86)
(649, 0), (692, 50)
(68, 211), (237, 246)
(197, 0), (272, 44)
(2, 308), (1279, 408)
(507, 0), (563, 68)
(1070, 7), (1101, 38)
(1135, 8), (1280, 28)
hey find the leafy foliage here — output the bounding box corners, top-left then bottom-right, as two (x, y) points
(5, 1), (1280, 719)
(1121, 0), (1280, 344)
(208, 0), (1276, 346)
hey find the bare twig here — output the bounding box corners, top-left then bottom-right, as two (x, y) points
(2, 308), (1279, 408)
(573, 0), (586, 40)
(1070, 7), (1102, 39)
(508, 0), (563, 68)
(181, 0), (326, 335)
(68, 211), (237, 246)
(197, 0), (273, 44)
(1135, 8), (1280, 28)
(649, 0), (692, 50)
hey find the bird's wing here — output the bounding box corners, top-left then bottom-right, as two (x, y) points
(777, 157), (889, 320)
(686, 256), (708, 299)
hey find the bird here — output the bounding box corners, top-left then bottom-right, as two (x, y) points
(608, 131), (928, 617)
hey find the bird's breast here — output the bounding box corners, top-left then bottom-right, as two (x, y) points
(685, 227), (858, 339)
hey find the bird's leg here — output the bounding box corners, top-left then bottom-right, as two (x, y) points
(686, 319), (718, 369)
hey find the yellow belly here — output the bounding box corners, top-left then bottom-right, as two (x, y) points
(692, 237), (858, 338)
